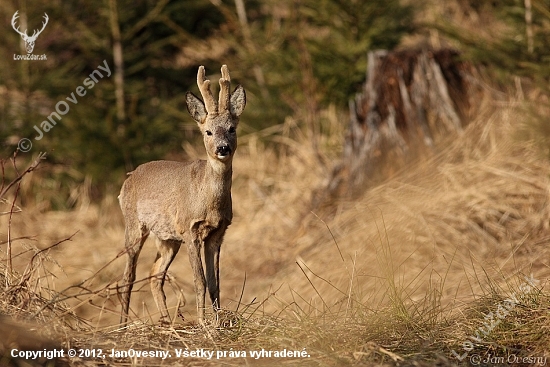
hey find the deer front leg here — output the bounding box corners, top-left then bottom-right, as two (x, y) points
(150, 238), (181, 324)
(204, 231), (223, 312)
(187, 238), (207, 324)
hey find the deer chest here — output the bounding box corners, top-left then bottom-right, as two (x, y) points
(191, 213), (231, 241)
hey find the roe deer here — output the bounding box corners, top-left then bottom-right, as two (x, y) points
(119, 65), (246, 325)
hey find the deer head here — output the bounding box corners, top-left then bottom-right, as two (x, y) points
(12, 11), (49, 54)
(186, 65), (246, 164)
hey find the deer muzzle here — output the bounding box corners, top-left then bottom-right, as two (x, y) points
(215, 145), (232, 159)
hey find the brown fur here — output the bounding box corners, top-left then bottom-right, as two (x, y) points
(119, 65), (246, 325)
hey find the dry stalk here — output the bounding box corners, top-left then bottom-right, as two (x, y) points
(0, 152), (47, 199)
(0, 152), (46, 279)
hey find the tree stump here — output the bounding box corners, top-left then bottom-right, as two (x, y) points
(317, 48), (479, 206)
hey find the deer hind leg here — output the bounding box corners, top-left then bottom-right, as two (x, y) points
(150, 238), (181, 324)
(204, 231), (223, 312)
(120, 225), (148, 325)
(187, 237), (207, 324)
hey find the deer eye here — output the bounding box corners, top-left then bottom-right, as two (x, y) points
(228, 126), (236, 134)
(206, 130), (213, 136)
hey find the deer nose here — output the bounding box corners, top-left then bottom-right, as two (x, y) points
(216, 145), (232, 157)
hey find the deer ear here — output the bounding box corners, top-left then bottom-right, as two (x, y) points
(186, 92), (207, 124)
(230, 85), (246, 118)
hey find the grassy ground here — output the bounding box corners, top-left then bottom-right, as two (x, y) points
(0, 98), (549, 366)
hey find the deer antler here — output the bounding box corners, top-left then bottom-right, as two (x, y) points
(197, 66), (218, 114)
(28, 13), (48, 41)
(218, 65), (231, 112)
(11, 12), (48, 41)
(11, 11), (27, 37)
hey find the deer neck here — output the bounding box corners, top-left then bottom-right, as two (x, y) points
(205, 156), (233, 196)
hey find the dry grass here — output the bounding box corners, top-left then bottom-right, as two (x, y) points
(0, 98), (549, 366)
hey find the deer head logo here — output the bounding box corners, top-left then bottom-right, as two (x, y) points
(11, 11), (49, 54)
